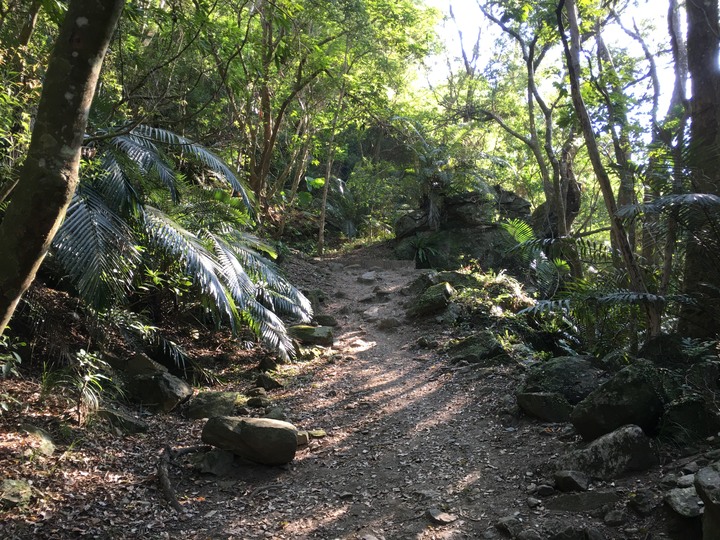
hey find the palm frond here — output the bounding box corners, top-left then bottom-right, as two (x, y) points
(142, 206), (239, 329)
(131, 125), (254, 215)
(53, 185), (139, 307)
(617, 193), (720, 219)
(110, 134), (180, 202)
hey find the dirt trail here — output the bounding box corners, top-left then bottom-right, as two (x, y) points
(191, 246), (573, 540)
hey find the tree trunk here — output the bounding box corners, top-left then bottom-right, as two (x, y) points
(558, 0), (662, 337)
(0, 0), (125, 335)
(679, 0), (720, 338)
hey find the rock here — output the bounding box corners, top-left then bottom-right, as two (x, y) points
(445, 331), (510, 366)
(679, 474), (697, 488)
(517, 529), (543, 540)
(362, 306), (382, 321)
(639, 332), (692, 368)
(20, 424), (55, 456)
(97, 408), (148, 434)
(358, 271), (378, 284)
(186, 392), (242, 419)
(604, 509), (627, 526)
(688, 360), (720, 399)
(247, 396), (271, 408)
(554, 470), (589, 492)
(628, 488), (659, 516)
(665, 486), (704, 518)
(426, 508), (457, 524)
(104, 351), (168, 376)
(308, 429), (327, 438)
(256, 373), (283, 390)
(660, 394), (720, 443)
(288, 325), (334, 346)
(264, 407), (286, 421)
(527, 496), (542, 508)
(537, 484), (556, 497)
(130, 371), (192, 412)
(544, 491), (620, 512)
(496, 516), (523, 537)
(0, 479), (32, 509)
(377, 318), (401, 331)
(406, 282), (455, 318)
(193, 448), (238, 476)
(258, 355), (281, 372)
(296, 431), (310, 446)
(695, 461), (720, 538)
(201, 416), (298, 466)
(570, 359), (665, 440)
(517, 392), (574, 422)
(313, 314), (338, 327)
(557, 425), (658, 479)
(520, 356), (609, 406)
(247, 387), (267, 397)
(495, 184), (532, 221)
(544, 523), (597, 540)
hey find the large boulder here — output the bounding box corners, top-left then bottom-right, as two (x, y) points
(660, 394), (720, 443)
(570, 359), (665, 441)
(696, 461), (720, 539)
(187, 392), (243, 420)
(201, 416), (298, 466)
(556, 424), (658, 480)
(445, 331), (510, 366)
(130, 371), (192, 412)
(406, 282), (455, 318)
(519, 356), (609, 406)
(516, 392), (574, 423)
(288, 325), (334, 346)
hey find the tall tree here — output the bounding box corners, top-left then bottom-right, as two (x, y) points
(679, 0), (720, 338)
(0, 0), (125, 335)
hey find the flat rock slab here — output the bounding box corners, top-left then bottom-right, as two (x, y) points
(186, 391), (242, 419)
(544, 491), (620, 512)
(426, 508), (457, 524)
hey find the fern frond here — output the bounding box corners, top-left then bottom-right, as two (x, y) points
(110, 134), (180, 202)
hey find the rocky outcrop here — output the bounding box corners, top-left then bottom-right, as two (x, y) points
(520, 356), (609, 405)
(130, 371), (193, 413)
(445, 331), (510, 366)
(201, 416), (298, 466)
(556, 425), (658, 479)
(406, 282), (455, 318)
(517, 356), (609, 422)
(570, 359), (664, 440)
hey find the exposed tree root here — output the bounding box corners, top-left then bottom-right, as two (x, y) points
(157, 445), (211, 513)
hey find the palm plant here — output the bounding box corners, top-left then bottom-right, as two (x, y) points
(50, 125), (311, 361)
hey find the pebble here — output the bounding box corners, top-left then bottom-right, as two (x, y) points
(426, 508), (457, 525)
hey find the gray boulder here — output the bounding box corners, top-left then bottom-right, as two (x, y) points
(516, 392), (573, 422)
(104, 351), (168, 376)
(1, 479), (32, 509)
(130, 371), (192, 412)
(187, 392), (242, 420)
(570, 359), (664, 440)
(445, 330), (510, 366)
(406, 282), (455, 318)
(554, 470), (589, 492)
(696, 461), (720, 539)
(256, 373), (283, 391)
(660, 394), (720, 443)
(97, 408), (148, 434)
(520, 356), (609, 406)
(201, 416), (298, 466)
(557, 424), (659, 479)
(666, 486), (704, 518)
(288, 325), (334, 346)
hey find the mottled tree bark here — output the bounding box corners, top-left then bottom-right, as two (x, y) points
(679, 0), (720, 338)
(0, 0), (125, 335)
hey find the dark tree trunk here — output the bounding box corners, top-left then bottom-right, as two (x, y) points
(0, 0), (125, 335)
(679, 0), (720, 338)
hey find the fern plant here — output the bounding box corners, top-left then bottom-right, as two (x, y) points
(49, 125), (311, 361)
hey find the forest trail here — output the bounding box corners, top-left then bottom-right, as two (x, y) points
(192, 244), (569, 540)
